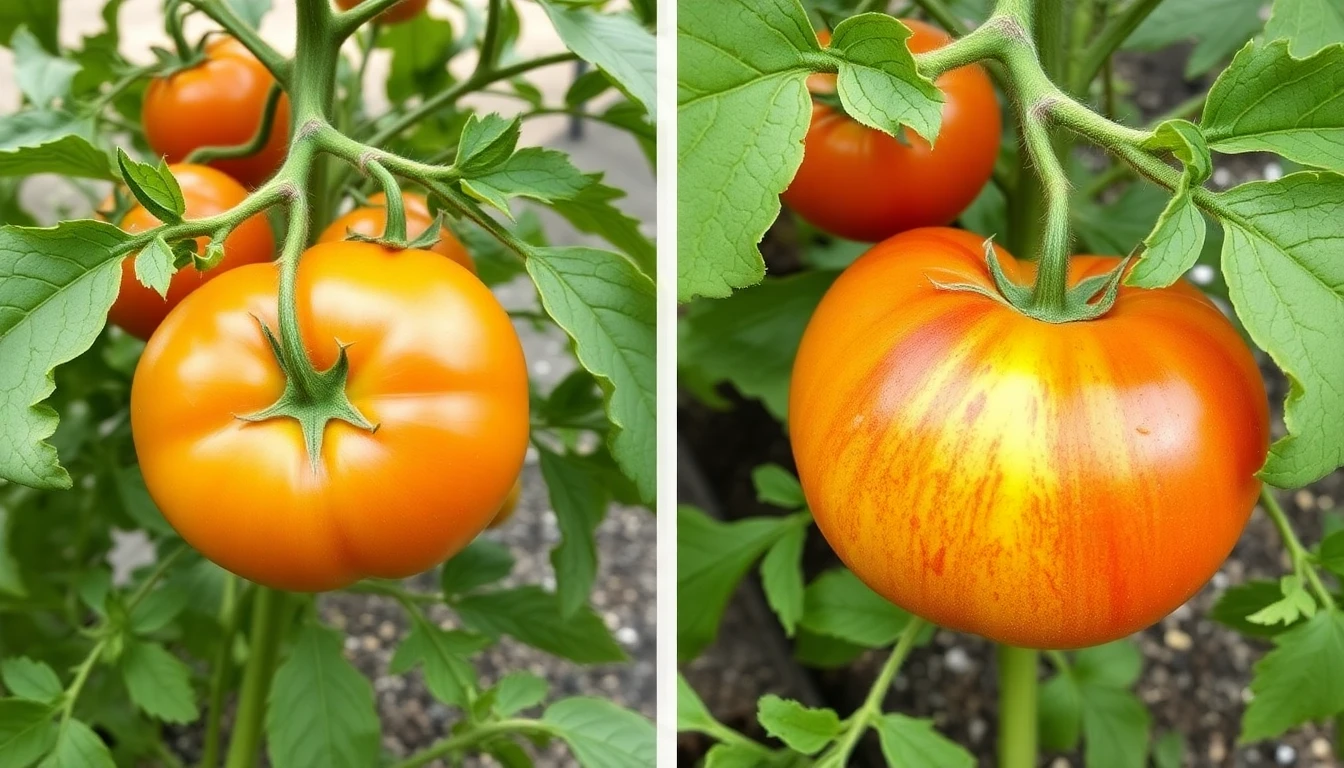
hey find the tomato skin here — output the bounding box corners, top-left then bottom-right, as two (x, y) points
(108, 164), (275, 340)
(781, 20), (1001, 242)
(318, 192), (475, 274)
(789, 228), (1269, 649)
(335, 0), (428, 24)
(143, 37), (291, 188)
(131, 242), (528, 592)
(487, 477), (523, 529)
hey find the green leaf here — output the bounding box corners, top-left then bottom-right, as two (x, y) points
(111, 465), (174, 536)
(760, 524), (806, 635)
(456, 586), (627, 664)
(134, 237), (176, 298)
(676, 674), (718, 733)
(1319, 530), (1344, 576)
(454, 114), (522, 175)
(799, 568), (912, 647)
(547, 176), (656, 278)
(542, 697), (655, 768)
(493, 671), (548, 717)
(0, 509), (23, 598)
(1080, 686), (1150, 768)
(539, 3), (656, 119)
(0, 4), (58, 52)
(1073, 641), (1143, 689)
(128, 583), (189, 635)
(119, 640), (198, 724)
(388, 622), (483, 708)
(0, 111), (115, 179)
(704, 743), (785, 767)
(226, 0), (272, 29)
(0, 220), (129, 489)
(757, 695), (841, 755)
(1242, 610), (1344, 741)
(538, 446), (607, 618)
(527, 246), (655, 503)
(1202, 40), (1344, 172)
(679, 271), (836, 419)
(266, 624), (380, 768)
(116, 151), (185, 224)
(0, 659), (60, 704)
(1144, 119), (1213, 185)
(1125, 0), (1263, 77)
(380, 17), (455, 103)
(1211, 581), (1299, 637)
(792, 628), (865, 669)
(1038, 674), (1083, 751)
(830, 14), (943, 142)
(1153, 730), (1187, 768)
(460, 148), (591, 217)
(1217, 172), (1344, 486)
(1265, 0), (1344, 58)
(678, 505), (804, 661)
(10, 27), (80, 107)
(874, 713), (975, 768)
(1247, 574), (1319, 626)
(35, 720), (112, 768)
(1072, 181), (1167, 257)
(440, 539), (515, 596)
(1127, 185), (1206, 289)
(752, 464), (806, 509)
(677, 0), (816, 300)
(0, 699), (55, 768)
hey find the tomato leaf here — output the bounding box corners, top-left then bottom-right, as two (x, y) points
(0, 658), (61, 704)
(1318, 530), (1344, 576)
(0, 111), (116, 180)
(35, 719), (112, 768)
(547, 175), (655, 278)
(1153, 731), (1187, 768)
(0, 4), (57, 53)
(0, 699), (56, 768)
(757, 695), (841, 755)
(115, 151), (185, 225)
(492, 671), (549, 717)
(0, 220), (129, 489)
(9, 27), (80, 108)
(792, 628), (865, 669)
(830, 13), (944, 143)
(456, 586), (627, 664)
(459, 148), (591, 218)
(1124, 0), (1263, 77)
(134, 237), (176, 299)
(1265, 0), (1344, 57)
(388, 620), (485, 709)
(538, 446), (608, 619)
(1038, 673), (1083, 751)
(759, 524), (806, 636)
(266, 624), (380, 768)
(119, 640), (198, 724)
(874, 713), (975, 768)
(527, 245), (655, 503)
(1202, 40), (1344, 172)
(752, 464), (806, 509)
(440, 539), (515, 596)
(538, 2), (655, 120)
(799, 568), (914, 648)
(676, 673), (718, 734)
(1212, 580), (1308, 637)
(1079, 685), (1150, 768)
(1242, 609), (1344, 741)
(1247, 574), (1319, 627)
(677, 0), (816, 300)
(1217, 172), (1344, 486)
(542, 697), (655, 767)
(1127, 184), (1206, 289)
(454, 114), (522, 176)
(1073, 641), (1143, 690)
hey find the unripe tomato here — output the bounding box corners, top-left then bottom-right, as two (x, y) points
(131, 242), (528, 592)
(781, 21), (1001, 242)
(790, 228), (1268, 649)
(143, 37), (291, 188)
(318, 192), (475, 274)
(108, 163), (275, 340)
(335, 0), (428, 24)
(488, 477), (523, 529)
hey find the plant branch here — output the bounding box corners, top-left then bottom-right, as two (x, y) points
(182, 0), (290, 84)
(816, 618), (926, 768)
(187, 83), (286, 166)
(201, 576), (243, 768)
(1072, 0), (1163, 93)
(1261, 486), (1336, 607)
(390, 720), (556, 768)
(997, 646), (1039, 768)
(333, 0), (408, 39)
(223, 588), (290, 768)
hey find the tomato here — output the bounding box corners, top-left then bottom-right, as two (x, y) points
(334, 0), (428, 24)
(789, 228), (1268, 649)
(131, 242), (528, 592)
(781, 21), (1001, 242)
(108, 164), (275, 340)
(488, 477), (523, 529)
(143, 37), (291, 188)
(318, 192), (475, 274)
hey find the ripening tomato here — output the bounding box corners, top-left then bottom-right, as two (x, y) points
(781, 21), (1001, 242)
(318, 192), (475, 273)
(790, 228), (1268, 649)
(131, 242), (528, 592)
(143, 37), (291, 188)
(108, 163), (275, 340)
(334, 0), (428, 24)
(488, 477), (523, 529)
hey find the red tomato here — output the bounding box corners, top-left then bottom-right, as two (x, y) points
(131, 242), (528, 591)
(782, 21), (1001, 242)
(790, 228), (1268, 649)
(143, 37), (291, 188)
(318, 192), (475, 274)
(335, 0), (428, 24)
(108, 163), (275, 340)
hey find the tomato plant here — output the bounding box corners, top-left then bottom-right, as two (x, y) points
(0, 0), (655, 766)
(679, 0), (1344, 765)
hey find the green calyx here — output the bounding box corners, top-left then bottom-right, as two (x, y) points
(237, 319), (378, 470)
(934, 240), (1131, 324)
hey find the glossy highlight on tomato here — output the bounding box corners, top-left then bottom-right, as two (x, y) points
(335, 0), (428, 24)
(782, 21), (1001, 242)
(143, 37), (291, 188)
(108, 163), (275, 340)
(789, 227), (1269, 649)
(131, 242), (528, 592)
(318, 192), (475, 273)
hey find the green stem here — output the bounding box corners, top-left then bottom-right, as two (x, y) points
(1261, 486), (1335, 607)
(87, 64), (158, 115)
(126, 546), (188, 609)
(186, 83), (285, 166)
(817, 618), (926, 768)
(997, 645), (1038, 768)
(200, 576), (242, 768)
(59, 639), (107, 727)
(333, 0), (416, 39)
(273, 192), (322, 400)
(390, 721), (556, 768)
(222, 588), (289, 768)
(182, 0), (290, 84)
(477, 0), (505, 76)
(165, 0), (196, 60)
(365, 161), (407, 241)
(1072, 0), (1163, 93)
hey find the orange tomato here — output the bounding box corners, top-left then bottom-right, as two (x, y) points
(143, 37), (291, 188)
(334, 0), (428, 24)
(782, 21), (1001, 242)
(318, 192), (475, 273)
(488, 477), (523, 529)
(790, 228), (1268, 649)
(108, 164), (274, 340)
(131, 242), (528, 591)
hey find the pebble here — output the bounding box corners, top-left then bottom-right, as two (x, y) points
(1321, 496), (1336, 511)
(945, 647), (974, 674)
(1050, 758), (1071, 768)
(378, 621), (398, 641)
(1310, 738), (1331, 758)
(1164, 628), (1193, 651)
(1276, 744), (1297, 765)
(968, 718), (987, 743)
(1265, 162), (1284, 181)
(1210, 733), (1228, 762)
(1296, 490), (1316, 510)
(615, 626), (639, 646)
